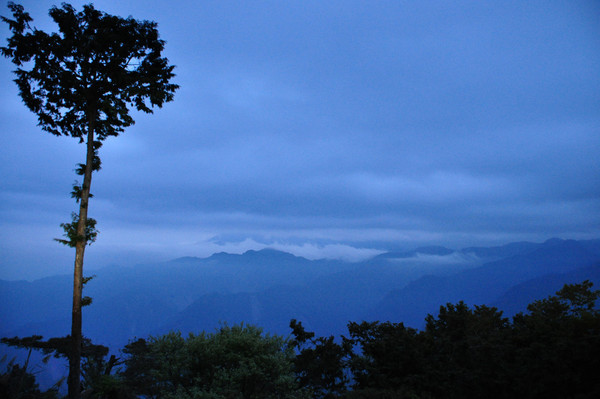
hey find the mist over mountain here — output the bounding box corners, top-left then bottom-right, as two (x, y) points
(1, 238), (599, 353)
(370, 238), (600, 328)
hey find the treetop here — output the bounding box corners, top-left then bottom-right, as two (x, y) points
(1, 1), (179, 141)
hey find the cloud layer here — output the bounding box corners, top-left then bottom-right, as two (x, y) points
(1, 0), (599, 279)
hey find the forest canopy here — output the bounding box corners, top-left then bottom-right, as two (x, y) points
(2, 280), (599, 399)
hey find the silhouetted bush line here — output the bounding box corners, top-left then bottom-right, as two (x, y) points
(3, 281), (599, 398)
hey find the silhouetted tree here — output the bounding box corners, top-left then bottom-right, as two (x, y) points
(1, 3), (178, 398)
(511, 280), (600, 398)
(1, 335), (111, 398)
(289, 319), (351, 398)
(80, 354), (132, 399)
(290, 281), (599, 398)
(345, 321), (428, 398)
(0, 357), (60, 399)
(422, 303), (512, 399)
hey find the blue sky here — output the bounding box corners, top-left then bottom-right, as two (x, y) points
(1, 0), (599, 280)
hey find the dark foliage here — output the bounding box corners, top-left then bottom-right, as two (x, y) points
(4, 281), (598, 398)
(510, 281), (600, 398)
(0, 357), (59, 399)
(1, 2), (178, 140)
(293, 280), (600, 399)
(289, 319), (351, 398)
(345, 321), (429, 398)
(1, 336), (132, 399)
(1, 335), (108, 360)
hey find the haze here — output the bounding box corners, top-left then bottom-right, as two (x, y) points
(1, 0), (599, 280)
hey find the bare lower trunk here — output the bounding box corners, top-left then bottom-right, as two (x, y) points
(68, 112), (96, 399)
(68, 242), (85, 399)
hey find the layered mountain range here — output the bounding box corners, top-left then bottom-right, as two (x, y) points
(2, 238), (600, 352)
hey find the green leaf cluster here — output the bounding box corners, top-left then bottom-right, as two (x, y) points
(54, 212), (98, 248)
(121, 324), (309, 399)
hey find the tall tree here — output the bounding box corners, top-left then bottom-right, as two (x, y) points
(1, 3), (178, 398)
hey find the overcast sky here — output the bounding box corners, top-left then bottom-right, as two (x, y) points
(1, 0), (599, 280)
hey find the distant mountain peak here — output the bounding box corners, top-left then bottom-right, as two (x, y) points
(207, 251), (233, 259)
(243, 248), (300, 259)
(543, 237), (567, 245)
(413, 246), (454, 256)
(375, 245), (454, 260)
(171, 256), (203, 263)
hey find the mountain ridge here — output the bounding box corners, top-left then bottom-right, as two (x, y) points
(1, 238), (599, 349)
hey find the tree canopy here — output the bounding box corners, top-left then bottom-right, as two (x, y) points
(3, 281), (599, 398)
(1, 1), (178, 141)
(121, 324), (308, 399)
(288, 280), (600, 399)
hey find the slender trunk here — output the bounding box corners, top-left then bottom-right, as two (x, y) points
(68, 109), (96, 399)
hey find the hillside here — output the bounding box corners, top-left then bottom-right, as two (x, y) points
(1, 238), (599, 350)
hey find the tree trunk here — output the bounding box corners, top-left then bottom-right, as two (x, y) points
(68, 110), (96, 399)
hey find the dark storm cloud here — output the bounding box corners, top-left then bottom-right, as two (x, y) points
(1, 0), (599, 279)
